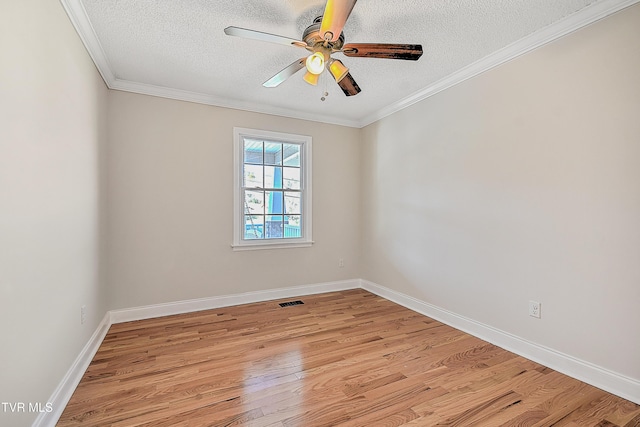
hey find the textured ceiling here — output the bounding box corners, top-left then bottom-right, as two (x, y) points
(63, 0), (631, 127)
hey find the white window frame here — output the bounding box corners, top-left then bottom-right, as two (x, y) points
(232, 127), (313, 251)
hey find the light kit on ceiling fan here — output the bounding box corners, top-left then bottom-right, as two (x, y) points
(305, 52), (325, 75)
(303, 52), (325, 85)
(224, 0), (423, 96)
(303, 71), (320, 86)
(328, 58), (349, 83)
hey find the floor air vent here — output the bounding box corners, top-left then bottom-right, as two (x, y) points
(279, 300), (304, 307)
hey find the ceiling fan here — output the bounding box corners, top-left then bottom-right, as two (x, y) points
(224, 0), (423, 97)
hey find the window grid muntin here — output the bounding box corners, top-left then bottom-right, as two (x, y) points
(242, 137), (304, 241)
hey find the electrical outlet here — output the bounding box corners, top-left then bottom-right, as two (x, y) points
(529, 301), (541, 318)
(81, 305), (86, 325)
(338, 258), (344, 268)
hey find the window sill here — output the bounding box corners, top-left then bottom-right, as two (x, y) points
(231, 240), (314, 251)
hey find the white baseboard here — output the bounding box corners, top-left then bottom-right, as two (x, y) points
(360, 279), (640, 405)
(35, 279), (359, 427)
(32, 312), (111, 427)
(109, 279), (360, 324)
(35, 277), (639, 427)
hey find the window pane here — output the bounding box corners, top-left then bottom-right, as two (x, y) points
(244, 139), (263, 164)
(264, 142), (282, 166)
(244, 215), (264, 239)
(265, 215), (283, 238)
(244, 191), (264, 215)
(264, 166), (283, 189)
(283, 167), (300, 190)
(283, 144), (300, 167)
(234, 128), (311, 248)
(244, 164), (263, 188)
(284, 192), (301, 214)
(265, 191), (283, 215)
(284, 215), (301, 238)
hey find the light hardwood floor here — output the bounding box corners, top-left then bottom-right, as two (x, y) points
(57, 289), (640, 426)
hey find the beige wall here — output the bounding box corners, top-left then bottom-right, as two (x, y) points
(106, 91), (361, 309)
(3, 1), (639, 424)
(361, 5), (640, 380)
(0, 1), (109, 425)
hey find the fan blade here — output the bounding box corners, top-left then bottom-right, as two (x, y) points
(263, 58), (307, 88)
(337, 72), (361, 96)
(224, 26), (307, 48)
(320, 0), (357, 42)
(343, 43), (423, 60)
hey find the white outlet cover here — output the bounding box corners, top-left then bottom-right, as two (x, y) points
(529, 301), (541, 318)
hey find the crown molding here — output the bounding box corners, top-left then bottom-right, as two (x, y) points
(109, 78), (362, 128)
(61, 0), (639, 129)
(357, 0), (640, 127)
(59, 0), (115, 84)
(59, 0), (360, 128)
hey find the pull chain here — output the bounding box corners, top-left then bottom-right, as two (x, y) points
(320, 70), (329, 101)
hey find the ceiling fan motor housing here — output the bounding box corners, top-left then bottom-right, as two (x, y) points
(303, 16), (345, 51)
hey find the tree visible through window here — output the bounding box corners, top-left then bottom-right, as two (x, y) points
(233, 128), (312, 250)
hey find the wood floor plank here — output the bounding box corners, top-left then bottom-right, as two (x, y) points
(56, 290), (640, 426)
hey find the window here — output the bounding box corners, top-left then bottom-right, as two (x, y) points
(233, 127), (312, 250)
